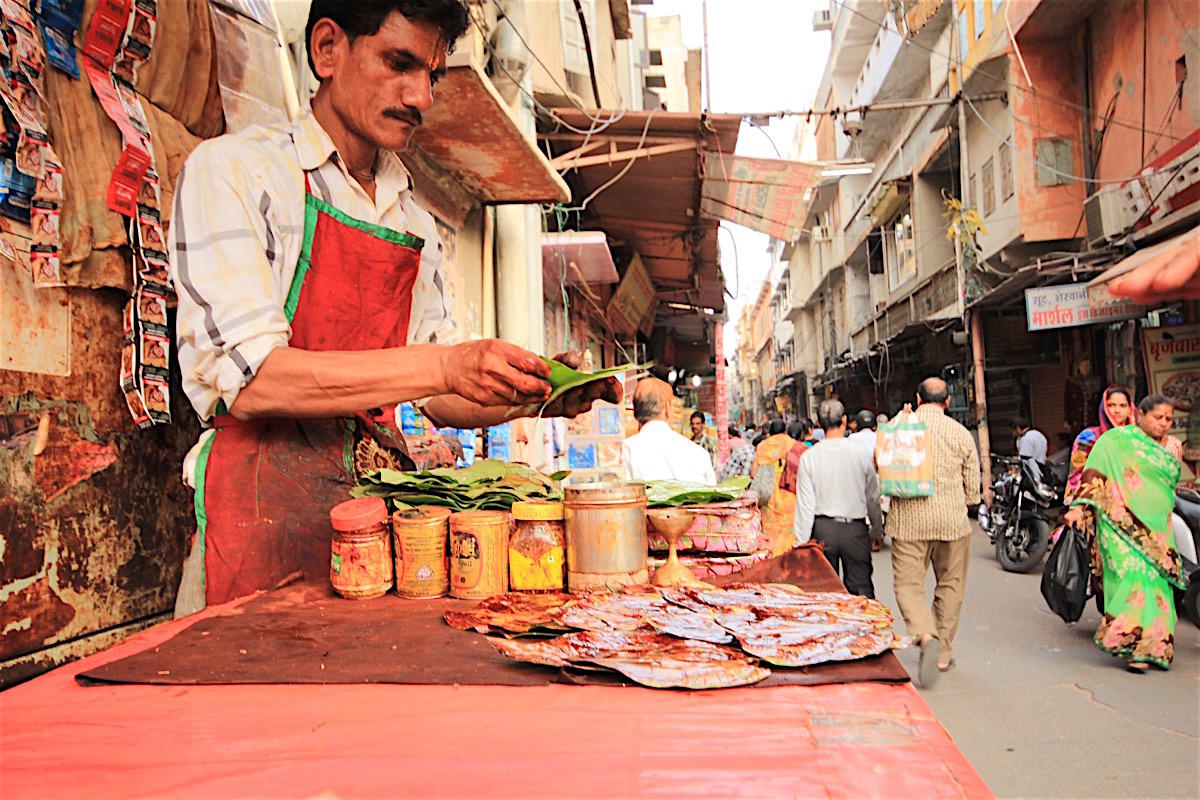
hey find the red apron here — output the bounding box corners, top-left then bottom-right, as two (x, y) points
(193, 175), (424, 605)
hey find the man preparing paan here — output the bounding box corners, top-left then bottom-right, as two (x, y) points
(169, 0), (617, 615)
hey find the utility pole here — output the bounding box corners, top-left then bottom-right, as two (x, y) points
(951, 1), (991, 500)
(701, 0), (712, 112)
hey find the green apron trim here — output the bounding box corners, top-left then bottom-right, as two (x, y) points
(305, 191), (425, 248)
(284, 199), (321, 323)
(192, 431), (217, 589)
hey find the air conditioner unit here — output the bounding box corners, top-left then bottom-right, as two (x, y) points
(1084, 184), (1139, 247)
(811, 225), (831, 241)
(812, 8), (833, 32)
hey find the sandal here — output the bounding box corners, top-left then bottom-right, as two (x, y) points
(938, 658), (956, 673)
(917, 636), (941, 688)
(1125, 661), (1150, 674)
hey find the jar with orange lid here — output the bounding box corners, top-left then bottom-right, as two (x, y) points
(329, 497), (394, 599)
(508, 501), (566, 592)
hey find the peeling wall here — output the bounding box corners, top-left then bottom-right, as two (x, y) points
(0, 275), (199, 687)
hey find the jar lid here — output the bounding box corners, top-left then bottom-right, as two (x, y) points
(449, 510), (509, 526)
(330, 497), (388, 531)
(511, 501), (564, 521)
(392, 505), (452, 524)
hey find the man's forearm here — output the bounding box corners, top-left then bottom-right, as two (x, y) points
(230, 345), (450, 419)
(422, 395), (528, 429)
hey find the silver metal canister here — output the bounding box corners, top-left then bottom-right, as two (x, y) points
(563, 482), (648, 592)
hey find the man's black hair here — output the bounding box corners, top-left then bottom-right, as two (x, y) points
(305, 0), (470, 78)
(727, 425), (742, 438)
(1010, 416), (1030, 430)
(768, 419), (787, 436)
(690, 410), (705, 424)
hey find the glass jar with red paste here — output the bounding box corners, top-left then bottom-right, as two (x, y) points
(329, 497), (394, 599)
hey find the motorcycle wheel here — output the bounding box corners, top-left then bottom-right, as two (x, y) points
(995, 517), (1050, 573)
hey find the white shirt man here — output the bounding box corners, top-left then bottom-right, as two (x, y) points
(621, 378), (716, 484)
(1014, 421), (1048, 465)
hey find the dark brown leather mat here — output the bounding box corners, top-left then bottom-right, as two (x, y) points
(77, 543), (909, 688)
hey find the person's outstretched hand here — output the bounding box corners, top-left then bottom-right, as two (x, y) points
(539, 350), (623, 419)
(1106, 233), (1200, 304)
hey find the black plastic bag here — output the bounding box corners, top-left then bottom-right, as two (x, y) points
(1041, 525), (1091, 623)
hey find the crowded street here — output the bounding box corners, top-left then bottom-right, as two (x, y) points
(875, 531), (1200, 798)
(2, 0), (1199, 797)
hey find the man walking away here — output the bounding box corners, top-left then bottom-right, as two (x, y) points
(622, 379), (716, 484)
(887, 378), (981, 688)
(793, 400), (883, 597)
(848, 410), (878, 454)
(719, 425), (755, 480)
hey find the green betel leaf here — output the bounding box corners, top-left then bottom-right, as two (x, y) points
(539, 357), (652, 412)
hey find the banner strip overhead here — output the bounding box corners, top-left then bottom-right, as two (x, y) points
(700, 154), (824, 242)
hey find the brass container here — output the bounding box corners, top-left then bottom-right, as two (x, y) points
(563, 482), (648, 592)
(391, 505), (451, 599)
(449, 510), (510, 599)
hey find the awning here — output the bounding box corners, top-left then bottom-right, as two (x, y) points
(541, 231), (618, 286)
(543, 109), (742, 338)
(1087, 226), (1200, 307)
(407, 52), (569, 205)
(968, 250), (1119, 309)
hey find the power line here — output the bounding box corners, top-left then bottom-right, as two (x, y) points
(966, 96), (1196, 185)
(827, 0), (1185, 145)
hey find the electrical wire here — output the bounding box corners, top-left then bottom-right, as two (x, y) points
(828, 0), (1185, 145)
(563, 109), (657, 212)
(965, 96), (1193, 185)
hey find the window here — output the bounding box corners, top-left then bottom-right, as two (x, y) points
(974, 0), (986, 38)
(560, 0), (597, 75)
(1035, 138), (1073, 186)
(958, 12), (969, 62)
(644, 75), (667, 89)
(648, 49), (663, 66)
(885, 213), (917, 290)
(999, 141), (1013, 200)
(981, 158), (995, 216)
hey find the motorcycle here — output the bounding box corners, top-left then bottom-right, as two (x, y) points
(979, 454), (1063, 573)
(1172, 489), (1200, 626)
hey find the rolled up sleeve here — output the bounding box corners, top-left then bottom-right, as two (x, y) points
(170, 150), (290, 422)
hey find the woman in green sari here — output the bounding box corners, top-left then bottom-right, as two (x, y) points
(1063, 395), (1187, 671)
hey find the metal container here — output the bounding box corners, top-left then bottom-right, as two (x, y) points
(563, 482), (648, 592)
(391, 505), (450, 599)
(449, 510), (510, 599)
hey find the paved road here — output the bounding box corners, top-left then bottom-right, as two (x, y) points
(871, 529), (1199, 799)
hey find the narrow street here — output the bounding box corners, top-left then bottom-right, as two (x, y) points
(874, 529), (1200, 799)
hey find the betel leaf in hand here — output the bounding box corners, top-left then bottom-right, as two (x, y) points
(539, 357), (651, 414)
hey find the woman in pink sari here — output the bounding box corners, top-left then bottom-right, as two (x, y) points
(1065, 386), (1136, 498)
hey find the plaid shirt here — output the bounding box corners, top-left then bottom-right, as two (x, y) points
(169, 111), (455, 425)
(719, 440), (756, 480)
(885, 404), (982, 542)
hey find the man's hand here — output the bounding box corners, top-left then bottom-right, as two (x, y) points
(539, 350), (623, 418)
(441, 340), (551, 408)
(1107, 234), (1200, 304)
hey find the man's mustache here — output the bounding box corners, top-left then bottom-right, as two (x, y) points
(384, 108), (422, 127)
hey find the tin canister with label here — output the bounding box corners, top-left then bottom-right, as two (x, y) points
(449, 510), (510, 599)
(391, 505), (450, 598)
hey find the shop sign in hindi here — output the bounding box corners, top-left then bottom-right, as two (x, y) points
(1024, 283), (1143, 332)
(608, 253), (655, 335)
(1143, 323), (1200, 485)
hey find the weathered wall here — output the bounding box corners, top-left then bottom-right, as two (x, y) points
(1010, 47), (1088, 244)
(1, 274), (198, 688)
(1088, 0), (1200, 181)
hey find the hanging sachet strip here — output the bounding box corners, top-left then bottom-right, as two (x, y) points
(0, 0), (66, 287)
(83, 0), (171, 427)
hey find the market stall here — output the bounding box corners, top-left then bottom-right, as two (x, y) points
(1, 442), (992, 797)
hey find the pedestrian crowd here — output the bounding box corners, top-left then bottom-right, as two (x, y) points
(627, 372), (1188, 686)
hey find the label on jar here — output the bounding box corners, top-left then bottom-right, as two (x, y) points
(330, 535), (392, 598)
(450, 524), (507, 599)
(450, 531), (482, 591)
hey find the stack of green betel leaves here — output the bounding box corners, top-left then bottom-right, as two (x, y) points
(644, 476), (752, 508)
(352, 459), (566, 511)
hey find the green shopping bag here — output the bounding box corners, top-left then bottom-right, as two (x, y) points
(875, 412), (934, 497)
